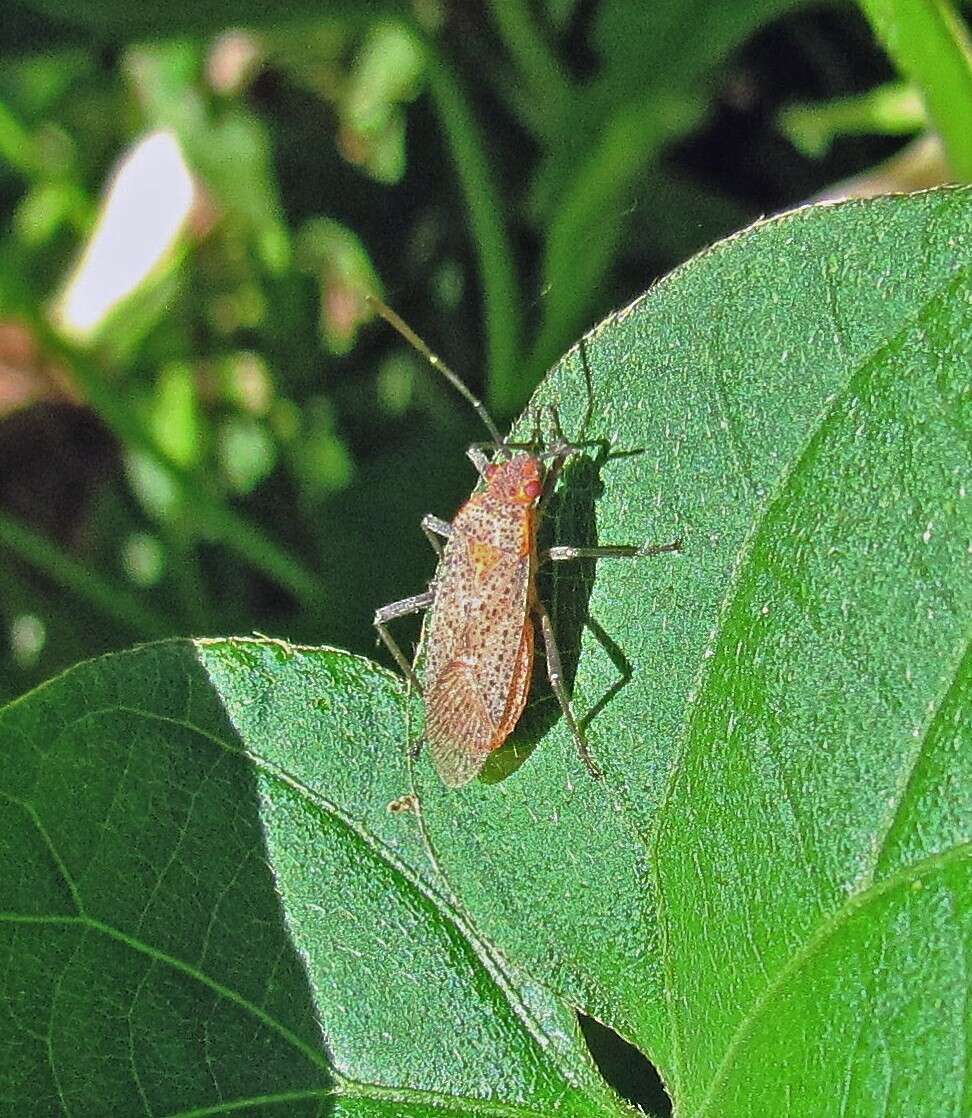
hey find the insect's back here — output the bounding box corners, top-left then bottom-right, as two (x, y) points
(424, 476), (537, 787)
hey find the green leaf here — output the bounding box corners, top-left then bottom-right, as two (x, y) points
(525, 0), (804, 384)
(857, 0), (972, 180)
(2, 187), (970, 1115)
(0, 640), (625, 1116)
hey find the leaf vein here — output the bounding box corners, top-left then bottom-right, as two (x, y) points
(105, 701), (592, 1094)
(871, 629), (972, 884)
(0, 791), (85, 916)
(1, 911), (331, 1075)
(652, 258), (972, 1084)
(692, 842), (972, 1116)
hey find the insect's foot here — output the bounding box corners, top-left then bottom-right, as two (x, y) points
(576, 745), (603, 780)
(638, 537), (683, 557)
(408, 737), (423, 761)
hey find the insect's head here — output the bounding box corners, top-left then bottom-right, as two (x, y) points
(484, 454), (543, 505)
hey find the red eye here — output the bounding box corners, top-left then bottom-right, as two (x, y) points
(524, 479), (542, 500)
(485, 464), (500, 480)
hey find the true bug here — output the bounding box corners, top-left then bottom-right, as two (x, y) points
(370, 297), (680, 787)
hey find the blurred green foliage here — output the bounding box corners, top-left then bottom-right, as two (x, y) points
(1, 0), (970, 705)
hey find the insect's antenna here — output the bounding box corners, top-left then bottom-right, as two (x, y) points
(366, 294), (505, 447)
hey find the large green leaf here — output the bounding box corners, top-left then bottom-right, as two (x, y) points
(0, 641), (622, 1116)
(2, 187), (970, 1115)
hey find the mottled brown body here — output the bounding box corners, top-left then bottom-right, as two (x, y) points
(424, 454), (541, 787)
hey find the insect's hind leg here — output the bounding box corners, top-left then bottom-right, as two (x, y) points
(542, 538), (682, 562)
(534, 599), (602, 780)
(374, 589), (434, 691)
(375, 590), (435, 761)
(421, 513), (452, 557)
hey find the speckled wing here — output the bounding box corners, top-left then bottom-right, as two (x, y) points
(423, 497), (535, 786)
(425, 659), (497, 787)
(426, 622), (534, 787)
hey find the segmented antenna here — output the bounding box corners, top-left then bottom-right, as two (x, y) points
(366, 294), (505, 447)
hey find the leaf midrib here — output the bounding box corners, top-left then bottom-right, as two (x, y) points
(872, 629), (972, 882)
(0, 910), (579, 1118)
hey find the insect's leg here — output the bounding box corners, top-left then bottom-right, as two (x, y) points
(535, 450), (571, 525)
(403, 673), (424, 761)
(421, 513), (452, 557)
(542, 539), (682, 562)
(531, 410), (577, 515)
(472, 436), (548, 458)
(534, 599), (602, 780)
(374, 590), (434, 690)
(546, 405), (569, 446)
(467, 445), (493, 476)
(529, 405), (544, 451)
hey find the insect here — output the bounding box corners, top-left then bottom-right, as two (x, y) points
(370, 296), (680, 787)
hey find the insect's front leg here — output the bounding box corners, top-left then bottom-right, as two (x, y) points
(533, 599), (602, 780)
(374, 590), (434, 690)
(466, 445), (493, 476)
(536, 425), (576, 518)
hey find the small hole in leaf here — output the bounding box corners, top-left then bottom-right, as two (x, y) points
(578, 1013), (672, 1116)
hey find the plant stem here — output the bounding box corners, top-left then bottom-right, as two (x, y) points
(487, 0), (571, 136)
